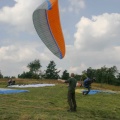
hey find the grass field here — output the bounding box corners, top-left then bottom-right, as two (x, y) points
(0, 79), (120, 120)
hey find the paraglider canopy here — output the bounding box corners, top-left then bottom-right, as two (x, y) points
(33, 0), (65, 59)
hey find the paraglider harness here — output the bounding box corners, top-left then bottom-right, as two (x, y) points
(83, 78), (93, 88)
(83, 78), (94, 95)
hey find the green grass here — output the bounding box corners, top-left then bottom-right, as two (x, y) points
(0, 79), (120, 120)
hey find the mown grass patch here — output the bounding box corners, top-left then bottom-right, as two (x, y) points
(0, 79), (120, 120)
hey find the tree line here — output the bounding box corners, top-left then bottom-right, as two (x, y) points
(86, 66), (120, 86)
(18, 59), (120, 86)
(0, 59), (120, 86)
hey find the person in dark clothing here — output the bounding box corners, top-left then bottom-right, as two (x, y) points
(8, 79), (12, 86)
(83, 77), (95, 95)
(7, 79), (16, 86)
(12, 80), (15, 85)
(58, 73), (77, 112)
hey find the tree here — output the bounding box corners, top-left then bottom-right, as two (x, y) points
(108, 66), (118, 84)
(0, 70), (3, 78)
(18, 59), (42, 79)
(61, 70), (69, 80)
(18, 71), (33, 79)
(85, 65), (119, 86)
(27, 59), (42, 74)
(74, 74), (81, 81)
(87, 67), (96, 79)
(44, 61), (60, 79)
(116, 73), (120, 85)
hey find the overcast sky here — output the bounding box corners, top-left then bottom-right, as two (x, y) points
(0, 0), (120, 77)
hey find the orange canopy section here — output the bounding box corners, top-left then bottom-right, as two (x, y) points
(33, 0), (65, 59)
